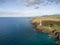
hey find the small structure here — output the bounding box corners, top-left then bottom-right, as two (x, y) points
(39, 20), (42, 26)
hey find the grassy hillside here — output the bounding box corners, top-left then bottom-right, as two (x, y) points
(31, 15), (60, 32)
(31, 15), (60, 44)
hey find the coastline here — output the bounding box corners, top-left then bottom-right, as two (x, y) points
(31, 16), (60, 45)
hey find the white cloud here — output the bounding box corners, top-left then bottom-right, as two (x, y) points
(24, 0), (60, 6)
(0, 10), (60, 17)
(24, 0), (42, 6)
(0, 0), (60, 17)
(0, 5), (60, 17)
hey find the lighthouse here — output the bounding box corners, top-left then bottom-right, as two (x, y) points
(39, 20), (42, 26)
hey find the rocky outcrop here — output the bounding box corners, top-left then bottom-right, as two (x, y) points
(31, 22), (60, 45)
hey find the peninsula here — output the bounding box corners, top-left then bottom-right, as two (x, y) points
(31, 15), (60, 45)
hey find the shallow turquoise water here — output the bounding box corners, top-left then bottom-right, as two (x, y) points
(0, 17), (56, 45)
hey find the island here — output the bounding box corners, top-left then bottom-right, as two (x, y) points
(31, 15), (60, 45)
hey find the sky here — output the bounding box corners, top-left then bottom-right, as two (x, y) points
(0, 0), (60, 17)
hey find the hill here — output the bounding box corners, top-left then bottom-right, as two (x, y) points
(31, 15), (60, 44)
(31, 15), (60, 32)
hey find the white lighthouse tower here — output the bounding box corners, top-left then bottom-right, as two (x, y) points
(39, 20), (42, 26)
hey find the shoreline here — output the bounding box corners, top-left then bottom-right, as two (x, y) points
(31, 17), (60, 45)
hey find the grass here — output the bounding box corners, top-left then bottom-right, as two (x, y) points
(31, 16), (60, 32)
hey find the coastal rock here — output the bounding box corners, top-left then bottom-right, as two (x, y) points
(31, 16), (60, 45)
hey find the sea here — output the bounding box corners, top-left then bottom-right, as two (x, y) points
(0, 17), (56, 45)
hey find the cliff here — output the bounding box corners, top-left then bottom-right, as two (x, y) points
(31, 16), (60, 32)
(31, 16), (60, 45)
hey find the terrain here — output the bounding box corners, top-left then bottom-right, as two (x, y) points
(31, 15), (60, 32)
(31, 15), (60, 45)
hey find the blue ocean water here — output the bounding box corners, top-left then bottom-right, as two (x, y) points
(0, 17), (56, 45)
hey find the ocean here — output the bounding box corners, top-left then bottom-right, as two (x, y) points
(0, 17), (56, 45)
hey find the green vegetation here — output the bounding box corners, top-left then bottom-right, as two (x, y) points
(31, 15), (60, 32)
(31, 15), (60, 44)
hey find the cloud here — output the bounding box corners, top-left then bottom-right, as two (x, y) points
(0, 11), (22, 15)
(24, 0), (43, 6)
(24, 0), (60, 6)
